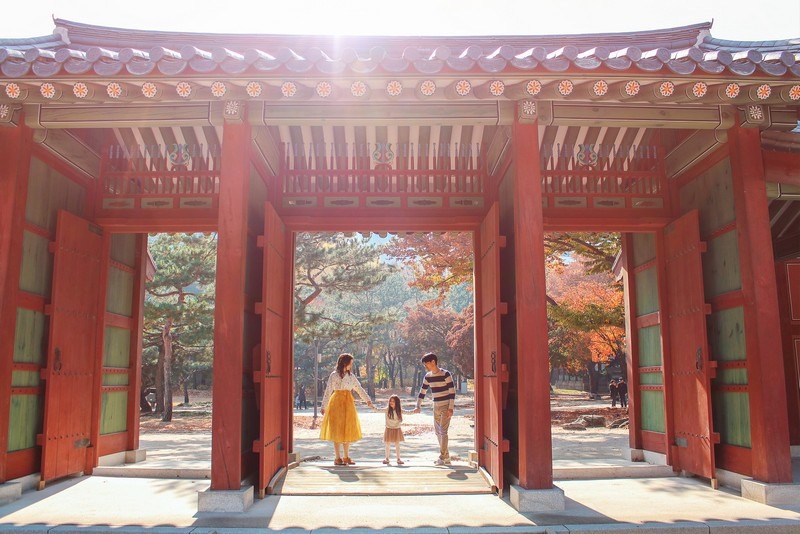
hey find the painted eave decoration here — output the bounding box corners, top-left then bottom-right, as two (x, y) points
(0, 20), (798, 106)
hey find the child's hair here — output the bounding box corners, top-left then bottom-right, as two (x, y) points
(387, 394), (403, 421)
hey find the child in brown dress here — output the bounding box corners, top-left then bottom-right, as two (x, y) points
(382, 394), (405, 465)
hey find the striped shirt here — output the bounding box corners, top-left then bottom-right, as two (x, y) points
(416, 368), (455, 411)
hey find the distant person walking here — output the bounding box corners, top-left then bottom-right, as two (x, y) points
(412, 353), (456, 465)
(298, 387), (307, 410)
(617, 378), (628, 409)
(381, 394), (405, 465)
(609, 378), (619, 408)
(319, 353), (374, 466)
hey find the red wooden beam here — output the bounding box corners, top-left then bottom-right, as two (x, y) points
(655, 231), (676, 466)
(0, 124), (33, 483)
(763, 150), (800, 187)
(212, 120), (252, 490)
(88, 231), (112, 474)
(728, 123), (793, 483)
(512, 117), (552, 489)
(621, 234), (643, 450)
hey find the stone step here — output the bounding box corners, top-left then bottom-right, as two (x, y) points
(554, 459), (676, 480)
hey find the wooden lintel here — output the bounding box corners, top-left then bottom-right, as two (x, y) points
(23, 103), (215, 129)
(539, 101), (735, 130)
(763, 151), (800, 187)
(255, 102), (503, 126)
(31, 128), (100, 179)
(664, 128), (728, 179)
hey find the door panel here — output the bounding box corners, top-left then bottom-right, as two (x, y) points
(256, 202), (288, 496)
(663, 209), (717, 481)
(40, 211), (103, 483)
(478, 202), (503, 492)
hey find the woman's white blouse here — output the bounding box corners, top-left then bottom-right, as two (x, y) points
(321, 371), (371, 408)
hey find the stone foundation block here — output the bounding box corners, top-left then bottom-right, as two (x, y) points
(741, 479), (800, 505)
(125, 449), (146, 464)
(622, 447), (645, 462)
(0, 482), (21, 506)
(509, 484), (565, 512)
(197, 484), (254, 512)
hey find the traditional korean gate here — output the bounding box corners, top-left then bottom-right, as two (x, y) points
(477, 202), (504, 493)
(39, 211), (103, 486)
(663, 209), (718, 485)
(254, 202), (289, 497)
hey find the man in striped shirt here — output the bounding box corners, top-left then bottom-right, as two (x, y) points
(412, 353), (455, 465)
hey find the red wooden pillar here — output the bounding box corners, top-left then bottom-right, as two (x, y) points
(212, 120), (252, 490)
(728, 123), (792, 483)
(0, 124), (33, 483)
(621, 234), (643, 450)
(512, 117), (552, 489)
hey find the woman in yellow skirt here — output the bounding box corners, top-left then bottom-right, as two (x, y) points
(319, 353), (374, 466)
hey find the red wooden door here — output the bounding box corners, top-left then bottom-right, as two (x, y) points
(663, 209), (717, 482)
(40, 211), (103, 484)
(255, 202), (288, 496)
(477, 202), (503, 492)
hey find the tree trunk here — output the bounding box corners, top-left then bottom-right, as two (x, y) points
(162, 318), (174, 422)
(183, 378), (190, 405)
(155, 347), (165, 414)
(366, 340), (375, 400)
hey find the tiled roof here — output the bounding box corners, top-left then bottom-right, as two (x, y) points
(1, 19), (798, 78)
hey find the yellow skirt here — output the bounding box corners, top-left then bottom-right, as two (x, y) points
(319, 390), (362, 443)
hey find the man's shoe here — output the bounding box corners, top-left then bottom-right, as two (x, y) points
(434, 458), (445, 466)
(443, 458), (451, 465)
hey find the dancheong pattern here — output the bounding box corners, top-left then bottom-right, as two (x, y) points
(725, 83), (740, 98)
(40, 83), (56, 99)
(176, 81), (192, 98)
(73, 82), (89, 99)
(455, 80), (471, 96)
(420, 80), (436, 96)
(351, 81), (367, 97)
(316, 81), (332, 98)
(756, 84), (771, 100)
(211, 81), (227, 98)
(141, 82), (158, 98)
(625, 80), (640, 96)
(5, 83), (20, 99)
(489, 80), (505, 96)
(526, 79), (542, 96)
(386, 80), (402, 96)
(521, 100), (536, 116)
(246, 81), (262, 97)
(224, 100), (240, 116)
(106, 82), (122, 98)
(659, 81), (675, 97)
(748, 104), (764, 121)
(692, 82), (707, 98)
(593, 80), (608, 96)
(0, 104), (9, 119)
(558, 80), (574, 96)
(281, 82), (297, 97)
(790, 85), (800, 101)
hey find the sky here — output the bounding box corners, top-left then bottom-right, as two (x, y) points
(1, 0), (798, 41)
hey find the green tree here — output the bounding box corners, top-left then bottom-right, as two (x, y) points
(143, 233), (216, 422)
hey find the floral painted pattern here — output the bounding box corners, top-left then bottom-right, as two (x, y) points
(224, 100), (241, 116)
(692, 82), (707, 98)
(72, 82), (89, 99)
(0, 104), (9, 119)
(526, 79), (542, 96)
(141, 82), (158, 98)
(386, 80), (402, 97)
(789, 85), (800, 101)
(521, 100), (536, 116)
(316, 81), (332, 98)
(281, 81), (297, 98)
(659, 81), (675, 97)
(593, 80), (608, 96)
(756, 84), (771, 100)
(725, 83), (740, 99)
(748, 105), (764, 121)
(489, 80), (505, 97)
(246, 81), (262, 98)
(420, 80), (436, 96)
(176, 81), (192, 98)
(351, 81), (367, 97)
(40, 83), (56, 99)
(624, 80), (640, 96)
(455, 79), (471, 96)
(211, 81), (227, 98)
(557, 80), (573, 96)
(106, 82), (122, 99)
(5, 83), (21, 99)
